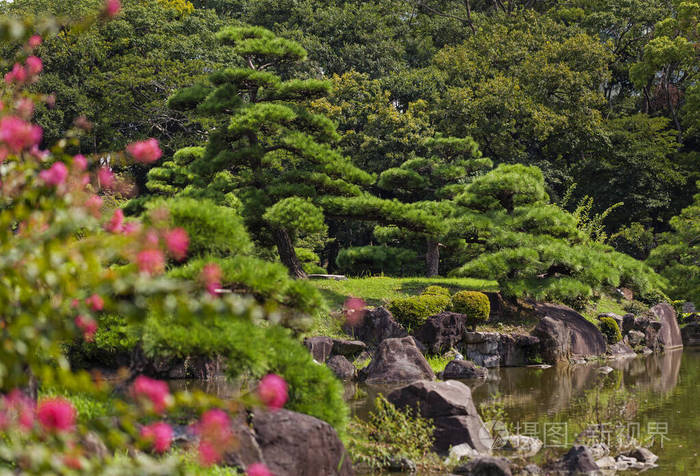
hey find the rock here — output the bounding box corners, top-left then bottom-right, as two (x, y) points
(682, 302), (696, 313)
(326, 355), (356, 381)
(362, 336), (434, 384)
(682, 321), (700, 346)
(499, 334), (540, 367)
(343, 306), (407, 347)
(449, 443), (482, 461)
(453, 456), (512, 476)
(650, 303), (683, 349)
(463, 332), (501, 368)
(532, 304), (607, 363)
(626, 329), (646, 347)
(331, 339), (366, 358)
(501, 435), (542, 457)
(607, 341), (635, 357)
(522, 464), (542, 475)
(83, 432), (109, 459)
(386, 456), (416, 473)
(596, 366), (613, 374)
(595, 456), (617, 469)
(304, 336), (334, 363)
(588, 442), (609, 460)
(442, 359), (489, 379)
(253, 409), (353, 476)
(624, 447), (658, 464)
(224, 415), (265, 470)
(413, 312), (469, 354)
(387, 380), (492, 454)
(616, 454), (646, 470)
(622, 313), (636, 334)
(617, 287), (634, 300)
(559, 445), (600, 474)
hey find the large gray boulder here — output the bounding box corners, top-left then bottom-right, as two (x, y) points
(303, 336), (334, 363)
(442, 359), (489, 379)
(343, 306), (407, 347)
(362, 336), (434, 384)
(532, 304), (606, 363)
(326, 355), (356, 381)
(254, 409), (354, 476)
(682, 321), (700, 346)
(331, 338), (367, 358)
(387, 380), (492, 454)
(558, 445), (600, 474)
(453, 456), (512, 476)
(413, 311), (469, 354)
(650, 303), (683, 349)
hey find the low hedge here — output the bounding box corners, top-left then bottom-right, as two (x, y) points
(388, 294), (451, 330)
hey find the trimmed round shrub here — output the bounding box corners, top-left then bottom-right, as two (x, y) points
(422, 285), (451, 297)
(388, 294), (451, 330)
(599, 316), (622, 344)
(451, 291), (490, 330)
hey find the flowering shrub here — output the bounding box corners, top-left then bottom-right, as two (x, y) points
(0, 5), (292, 474)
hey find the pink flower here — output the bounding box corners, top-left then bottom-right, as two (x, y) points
(73, 154), (87, 171)
(16, 97), (34, 119)
(104, 0), (121, 17)
(195, 409), (234, 466)
(25, 56), (42, 76)
(4, 63), (26, 84)
(344, 297), (367, 327)
(140, 422), (173, 453)
(247, 463), (273, 476)
(4, 390), (35, 430)
(0, 116), (42, 152)
(75, 315), (98, 342)
(137, 249), (165, 275)
(85, 294), (104, 311)
(258, 374), (288, 411)
(132, 376), (170, 413)
(28, 35), (42, 48)
(85, 194), (104, 217)
(126, 138), (162, 164)
(39, 162), (68, 186)
(97, 166), (115, 189)
(123, 221), (141, 235)
(165, 228), (188, 261)
(37, 397), (76, 433)
(105, 209), (124, 233)
(201, 263), (222, 296)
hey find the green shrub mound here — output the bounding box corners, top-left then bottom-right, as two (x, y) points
(451, 291), (490, 330)
(336, 246), (421, 276)
(389, 294), (451, 330)
(599, 316), (622, 344)
(422, 285), (451, 297)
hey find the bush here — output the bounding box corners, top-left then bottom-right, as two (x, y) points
(422, 285), (451, 297)
(599, 316), (622, 344)
(336, 246), (422, 276)
(389, 294), (451, 330)
(451, 291), (490, 330)
(346, 395), (441, 472)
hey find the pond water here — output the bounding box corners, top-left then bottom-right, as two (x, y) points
(349, 348), (700, 475)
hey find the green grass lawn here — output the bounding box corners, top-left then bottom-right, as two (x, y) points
(312, 276), (498, 310)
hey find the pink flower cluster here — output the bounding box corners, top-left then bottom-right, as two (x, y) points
(126, 138), (162, 164)
(165, 228), (189, 261)
(75, 315), (98, 342)
(104, 0), (121, 17)
(131, 376), (170, 414)
(37, 397), (76, 433)
(39, 162), (68, 187)
(201, 263), (222, 296)
(85, 293), (104, 311)
(140, 421), (173, 453)
(4, 56), (42, 85)
(195, 409), (234, 466)
(0, 116), (42, 153)
(343, 297), (367, 327)
(257, 374), (288, 411)
(247, 463), (273, 476)
(0, 390), (35, 431)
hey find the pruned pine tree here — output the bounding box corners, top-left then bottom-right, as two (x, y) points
(376, 135), (492, 276)
(452, 164), (666, 307)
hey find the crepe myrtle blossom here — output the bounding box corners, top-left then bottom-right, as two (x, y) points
(85, 194), (104, 217)
(4, 64), (26, 84)
(247, 463), (273, 476)
(257, 374), (288, 410)
(165, 227), (189, 260)
(85, 294), (104, 311)
(2, 390), (35, 430)
(25, 56), (42, 76)
(75, 315), (98, 342)
(73, 154), (87, 171)
(126, 138), (162, 164)
(28, 35), (42, 48)
(343, 297), (366, 327)
(132, 376), (170, 413)
(195, 409), (234, 466)
(201, 263), (222, 296)
(37, 397), (76, 433)
(104, 0), (121, 17)
(137, 249), (166, 275)
(39, 162), (68, 187)
(97, 166), (115, 189)
(0, 116), (42, 152)
(140, 422), (173, 453)
(105, 209), (124, 233)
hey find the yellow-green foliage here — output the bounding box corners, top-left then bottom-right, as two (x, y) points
(422, 285), (451, 297)
(599, 316), (622, 344)
(389, 294), (451, 330)
(451, 291), (490, 328)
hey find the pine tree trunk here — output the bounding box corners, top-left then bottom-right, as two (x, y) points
(273, 227), (307, 279)
(426, 237), (440, 277)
